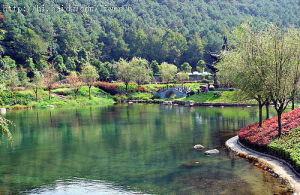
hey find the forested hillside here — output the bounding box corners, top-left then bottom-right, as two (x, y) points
(0, 0), (299, 72)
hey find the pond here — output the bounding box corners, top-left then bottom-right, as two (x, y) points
(0, 104), (285, 194)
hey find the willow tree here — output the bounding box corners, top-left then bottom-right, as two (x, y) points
(218, 24), (300, 136)
(263, 26), (300, 137)
(218, 24), (270, 127)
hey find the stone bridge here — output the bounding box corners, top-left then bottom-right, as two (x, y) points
(155, 86), (191, 99)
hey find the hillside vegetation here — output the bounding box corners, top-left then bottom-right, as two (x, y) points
(0, 0), (299, 70)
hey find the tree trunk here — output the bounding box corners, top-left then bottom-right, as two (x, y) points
(48, 88), (51, 104)
(265, 102), (270, 120)
(35, 88), (38, 101)
(258, 101), (263, 127)
(89, 86), (91, 98)
(125, 83), (128, 92)
(277, 111), (282, 137)
(292, 95), (295, 110)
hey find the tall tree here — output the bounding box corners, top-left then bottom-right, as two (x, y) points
(18, 68), (29, 87)
(218, 24), (270, 127)
(182, 33), (204, 68)
(31, 69), (43, 101)
(130, 57), (152, 86)
(264, 26), (300, 137)
(81, 64), (99, 98)
(5, 69), (20, 99)
(116, 58), (135, 92)
(181, 62), (192, 73)
(159, 62), (178, 86)
(176, 72), (189, 87)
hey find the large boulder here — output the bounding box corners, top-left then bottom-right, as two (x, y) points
(204, 149), (219, 155)
(193, 144), (205, 150)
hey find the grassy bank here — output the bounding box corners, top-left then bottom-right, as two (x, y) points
(1, 86), (114, 109)
(268, 127), (300, 172)
(181, 91), (255, 103)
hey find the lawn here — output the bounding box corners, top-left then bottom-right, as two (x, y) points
(181, 91), (254, 103)
(1, 86), (114, 109)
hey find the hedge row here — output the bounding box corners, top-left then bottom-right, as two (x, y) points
(268, 127), (300, 172)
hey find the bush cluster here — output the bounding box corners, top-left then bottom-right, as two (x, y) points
(268, 128), (300, 172)
(95, 82), (120, 95)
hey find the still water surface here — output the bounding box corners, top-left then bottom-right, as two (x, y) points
(0, 104), (284, 194)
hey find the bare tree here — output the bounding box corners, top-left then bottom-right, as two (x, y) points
(67, 72), (83, 100)
(42, 65), (59, 103)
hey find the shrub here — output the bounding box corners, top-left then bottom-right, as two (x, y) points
(113, 94), (128, 103)
(200, 79), (209, 84)
(213, 92), (222, 98)
(238, 108), (300, 147)
(268, 127), (300, 172)
(94, 81), (120, 95)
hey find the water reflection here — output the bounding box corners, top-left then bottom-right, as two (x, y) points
(0, 104), (283, 194)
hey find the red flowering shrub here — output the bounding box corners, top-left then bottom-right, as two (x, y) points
(238, 108), (300, 147)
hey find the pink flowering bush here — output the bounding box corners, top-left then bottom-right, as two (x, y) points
(238, 108), (300, 147)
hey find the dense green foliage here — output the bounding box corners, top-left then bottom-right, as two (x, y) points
(268, 127), (300, 172)
(0, 0), (299, 72)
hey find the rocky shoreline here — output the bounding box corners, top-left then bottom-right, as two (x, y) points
(226, 136), (300, 194)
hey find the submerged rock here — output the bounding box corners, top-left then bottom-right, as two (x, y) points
(193, 144), (205, 150)
(204, 149), (219, 155)
(181, 161), (203, 168)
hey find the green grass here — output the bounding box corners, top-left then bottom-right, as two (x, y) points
(268, 127), (300, 172)
(129, 92), (153, 100)
(181, 91), (255, 103)
(1, 86), (114, 109)
(144, 82), (213, 92)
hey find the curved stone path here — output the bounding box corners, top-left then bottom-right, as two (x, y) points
(226, 136), (300, 194)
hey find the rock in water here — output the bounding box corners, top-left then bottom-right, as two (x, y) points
(204, 149), (219, 155)
(0, 108), (6, 115)
(181, 161), (203, 168)
(193, 144), (205, 150)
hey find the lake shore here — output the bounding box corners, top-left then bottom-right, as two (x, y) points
(226, 136), (300, 194)
(122, 99), (257, 107)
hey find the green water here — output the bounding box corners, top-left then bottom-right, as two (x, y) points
(0, 104), (285, 194)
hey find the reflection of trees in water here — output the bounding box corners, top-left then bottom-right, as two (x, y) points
(0, 105), (283, 194)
